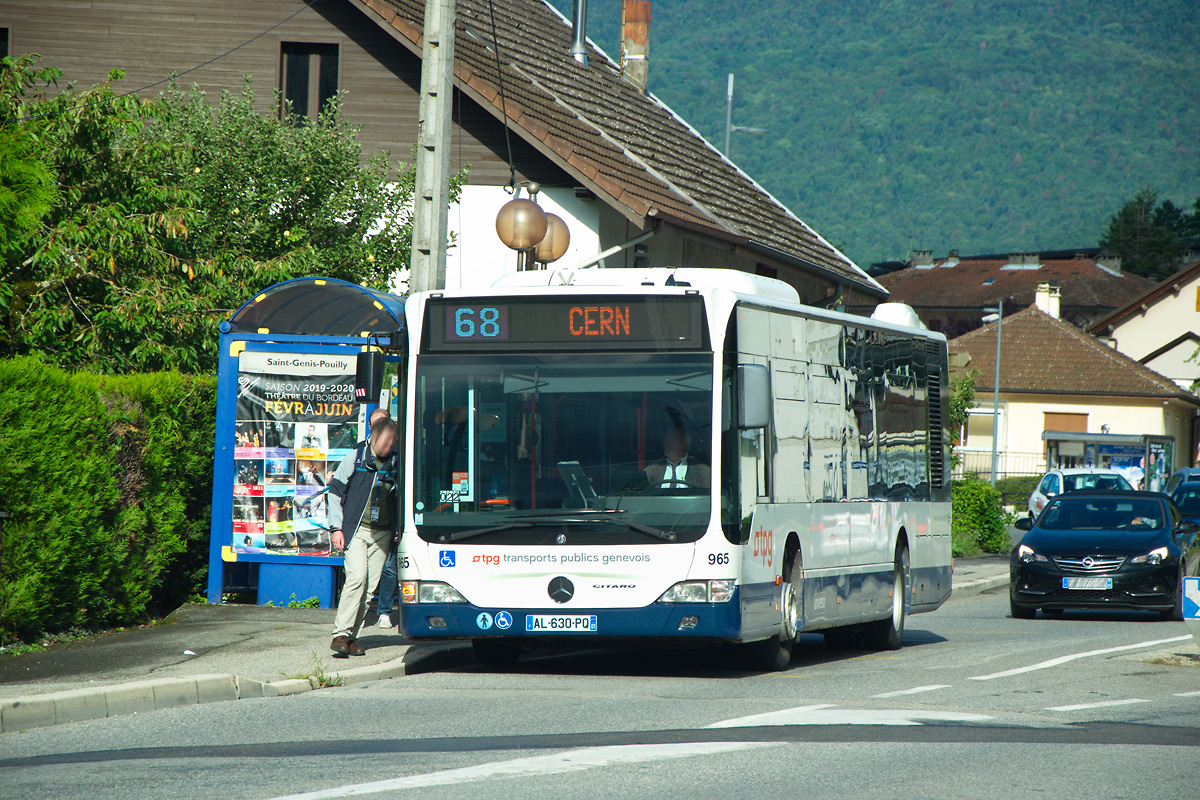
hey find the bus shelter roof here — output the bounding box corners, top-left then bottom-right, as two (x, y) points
(225, 277), (404, 337)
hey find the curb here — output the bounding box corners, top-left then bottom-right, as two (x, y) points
(0, 642), (475, 735)
(951, 572), (1010, 599)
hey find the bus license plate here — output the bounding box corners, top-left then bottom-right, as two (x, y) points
(1062, 577), (1113, 590)
(525, 615), (598, 633)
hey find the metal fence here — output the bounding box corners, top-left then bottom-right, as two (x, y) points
(954, 448), (1044, 480)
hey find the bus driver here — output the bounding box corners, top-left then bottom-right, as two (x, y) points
(644, 428), (710, 489)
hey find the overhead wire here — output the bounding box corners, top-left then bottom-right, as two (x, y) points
(485, 0), (518, 193)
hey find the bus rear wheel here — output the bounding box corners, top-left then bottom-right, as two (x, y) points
(472, 638), (521, 666)
(863, 544), (909, 651)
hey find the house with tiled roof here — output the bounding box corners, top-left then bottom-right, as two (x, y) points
(849, 250), (1154, 337)
(6, 0), (884, 302)
(1089, 258), (1200, 392)
(948, 305), (1199, 479)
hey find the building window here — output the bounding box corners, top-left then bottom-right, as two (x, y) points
(0, 28), (10, 60)
(280, 42), (338, 122)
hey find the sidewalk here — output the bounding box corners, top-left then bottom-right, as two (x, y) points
(1, 559), (1010, 734)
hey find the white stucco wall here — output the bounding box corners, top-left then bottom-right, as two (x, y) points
(1107, 272), (1200, 387)
(443, 185), (603, 291)
(961, 392), (1196, 474)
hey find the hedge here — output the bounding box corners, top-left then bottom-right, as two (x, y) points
(0, 356), (215, 644)
(951, 478), (1016, 556)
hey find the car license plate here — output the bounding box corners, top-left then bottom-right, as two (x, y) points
(525, 614), (598, 633)
(1062, 577), (1113, 590)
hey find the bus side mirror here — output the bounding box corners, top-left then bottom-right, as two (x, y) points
(355, 349), (385, 404)
(737, 364), (770, 429)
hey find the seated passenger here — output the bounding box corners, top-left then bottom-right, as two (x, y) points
(644, 428), (710, 489)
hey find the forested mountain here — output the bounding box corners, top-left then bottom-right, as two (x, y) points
(548, 0), (1200, 267)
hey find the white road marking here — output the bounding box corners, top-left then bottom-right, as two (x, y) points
(1045, 698), (1149, 712)
(1173, 690), (1200, 697)
(708, 703), (992, 728)
(871, 684), (951, 698)
(262, 742), (776, 800)
(968, 635), (1191, 681)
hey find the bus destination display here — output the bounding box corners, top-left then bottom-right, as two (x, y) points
(427, 295), (706, 351)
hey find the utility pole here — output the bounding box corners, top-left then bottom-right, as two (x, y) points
(409, 0), (457, 294)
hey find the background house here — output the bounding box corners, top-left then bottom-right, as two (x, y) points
(1089, 258), (1200, 392)
(948, 305), (1200, 481)
(851, 249), (1153, 337)
(3, 0), (885, 303)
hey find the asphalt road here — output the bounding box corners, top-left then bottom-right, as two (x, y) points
(2, 588), (1197, 800)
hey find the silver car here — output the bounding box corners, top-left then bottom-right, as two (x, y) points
(1028, 468), (1134, 518)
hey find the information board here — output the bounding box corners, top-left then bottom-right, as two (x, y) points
(232, 351), (362, 556)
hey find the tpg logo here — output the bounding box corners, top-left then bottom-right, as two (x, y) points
(439, 551), (456, 568)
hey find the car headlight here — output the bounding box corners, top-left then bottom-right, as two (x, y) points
(1017, 544), (1048, 564)
(1130, 546), (1169, 566)
(401, 581), (468, 604)
(658, 580), (735, 603)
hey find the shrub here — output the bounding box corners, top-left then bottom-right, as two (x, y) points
(952, 478), (1015, 555)
(0, 356), (215, 644)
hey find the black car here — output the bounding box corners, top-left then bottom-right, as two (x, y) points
(1010, 490), (1200, 620)
(1170, 482), (1200, 527)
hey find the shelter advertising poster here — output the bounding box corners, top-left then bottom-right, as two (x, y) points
(232, 351), (362, 556)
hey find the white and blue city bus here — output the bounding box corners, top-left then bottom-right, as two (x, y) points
(397, 268), (951, 669)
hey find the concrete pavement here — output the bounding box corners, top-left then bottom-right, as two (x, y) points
(0, 556), (1010, 734)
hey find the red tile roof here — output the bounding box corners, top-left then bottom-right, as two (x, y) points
(356, 0), (883, 295)
(877, 257), (1154, 310)
(948, 306), (1199, 404)
(1089, 259), (1200, 334)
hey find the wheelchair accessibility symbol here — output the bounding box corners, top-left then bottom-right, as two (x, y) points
(439, 550), (456, 568)
(476, 612), (494, 630)
(495, 611), (513, 630)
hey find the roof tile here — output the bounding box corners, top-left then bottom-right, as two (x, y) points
(371, 0), (880, 292)
(949, 306), (1198, 404)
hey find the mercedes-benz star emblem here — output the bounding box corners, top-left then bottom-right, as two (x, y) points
(548, 576), (574, 604)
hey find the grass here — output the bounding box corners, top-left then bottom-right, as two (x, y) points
(280, 654), (345, 689)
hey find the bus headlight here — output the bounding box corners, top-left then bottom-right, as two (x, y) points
(658, 580), (735, 604)
(401, 581), (467, 604)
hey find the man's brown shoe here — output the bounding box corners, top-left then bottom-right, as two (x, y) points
(331, 635), (351, 657)
(347, 639), (366, 656)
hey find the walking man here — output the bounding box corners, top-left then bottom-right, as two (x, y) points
(328, 413), (399, 657)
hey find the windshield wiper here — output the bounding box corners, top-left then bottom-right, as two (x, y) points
(510, 511), (677, 542)
(440, 521), (535, 543)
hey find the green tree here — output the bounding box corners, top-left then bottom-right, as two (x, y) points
(0, 58), (464, 374)
(1098, 188), (1183, 280)
(948, 371), (976, 469)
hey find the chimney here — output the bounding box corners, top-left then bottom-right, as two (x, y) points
(1096, 253), (1122, 273)
(569, 0), (588, 65)
(1034, 281), (1061, 318)
(620, 1), (651, 93)
(910, 249), (934, 268)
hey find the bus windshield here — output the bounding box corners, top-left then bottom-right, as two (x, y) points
(412, 353), (714, 544)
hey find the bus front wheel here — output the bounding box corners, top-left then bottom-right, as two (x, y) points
(472, 638), (521, 666)
(743, 549), (802, 671)
(863, 544), (909, 651)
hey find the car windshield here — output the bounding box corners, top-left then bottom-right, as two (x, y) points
(1040, 497), (1165, 530)
(1062, 473), (1133, 492)
(1171, 487), (1200, 514)
(412, 353), (714, 544)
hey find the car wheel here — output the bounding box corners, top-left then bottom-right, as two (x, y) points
(472, 638), (521, 666)
(1160, 568), (1184, 621)
(863, 544), (909, 651)
(1010, 594), (1037, 619)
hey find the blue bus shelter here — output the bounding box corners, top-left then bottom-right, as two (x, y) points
(205, 277), (405, 607)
